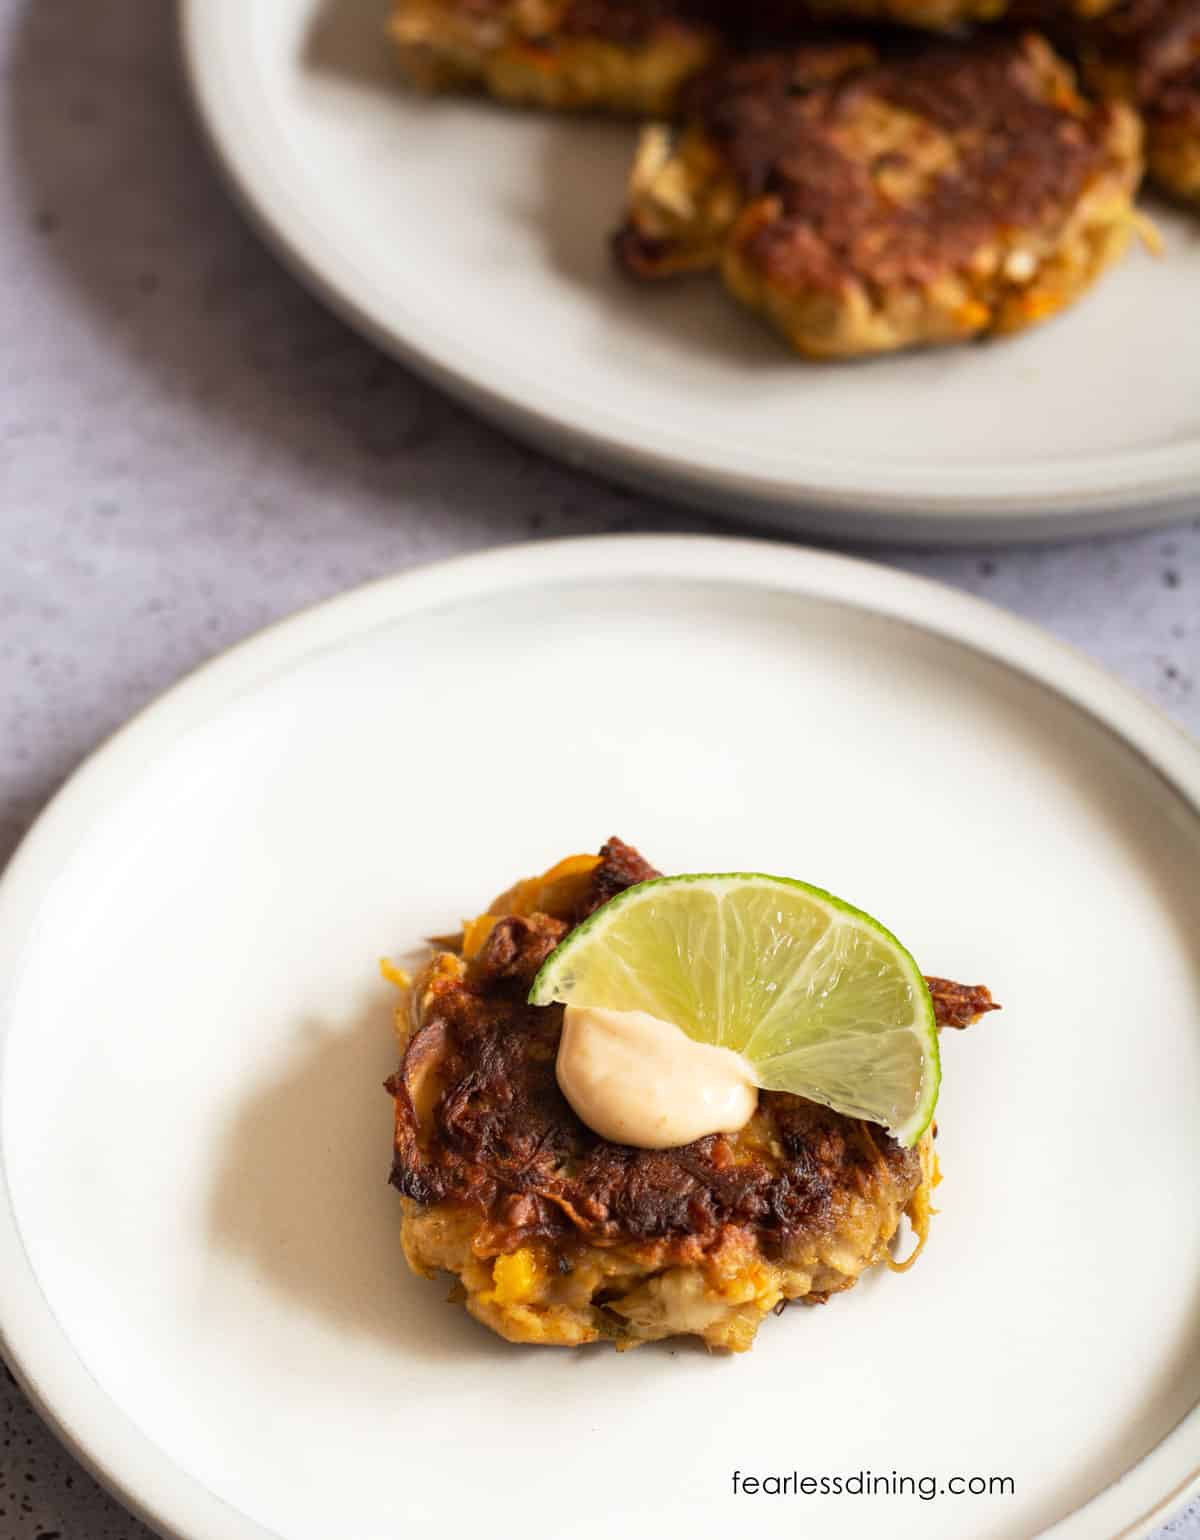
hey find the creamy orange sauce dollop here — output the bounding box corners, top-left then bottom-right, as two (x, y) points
(556, 1006), (758, 1150)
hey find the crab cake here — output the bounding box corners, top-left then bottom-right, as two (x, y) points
(615, 35), (1143, 358)
(1081, 0), (1200, 202)
(390, 0), (722, 114)
(385, 839), (998, 1352)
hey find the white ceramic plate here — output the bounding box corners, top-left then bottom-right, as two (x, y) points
(1, 536), (1198, 1540)
(180, 0), (1200, 543)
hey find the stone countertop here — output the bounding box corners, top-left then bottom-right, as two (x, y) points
(0, 3), (1197, 1537)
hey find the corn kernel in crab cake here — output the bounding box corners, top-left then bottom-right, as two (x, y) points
(615, 35), (1143, 358)
(1081, 0), (1200, 204)
(384, 838), (998, 1352)
(390, 0), (722, 115)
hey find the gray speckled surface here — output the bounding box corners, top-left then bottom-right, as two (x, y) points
(0, 2), (1197, 1536)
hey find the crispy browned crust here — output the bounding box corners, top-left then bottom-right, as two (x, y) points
(927, 976), (999, 1028)
(386, 839), (996, 1261)
(573, 834), (659, 917)
(1081, 0), (1200, 201)
(1082, 0), (1200, 99)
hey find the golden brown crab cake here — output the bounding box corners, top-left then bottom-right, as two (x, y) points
(390, 0), (722, 115)
(615, 35), (1143, 358)
(1081, 0), (1200, 203)
(385, 838), (998, 1352)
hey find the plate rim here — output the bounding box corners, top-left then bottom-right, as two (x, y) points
(1, 533), (1198, 1540)
(177, 0), (1200, 544)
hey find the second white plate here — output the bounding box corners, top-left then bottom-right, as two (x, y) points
(0, 537), (1198, 1540)
(182, 0), (1200, 542)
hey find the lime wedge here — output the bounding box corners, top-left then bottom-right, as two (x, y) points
(529, 873), (939, 1147)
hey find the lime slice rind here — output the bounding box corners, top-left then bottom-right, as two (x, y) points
(529, 872), (939, 1148)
